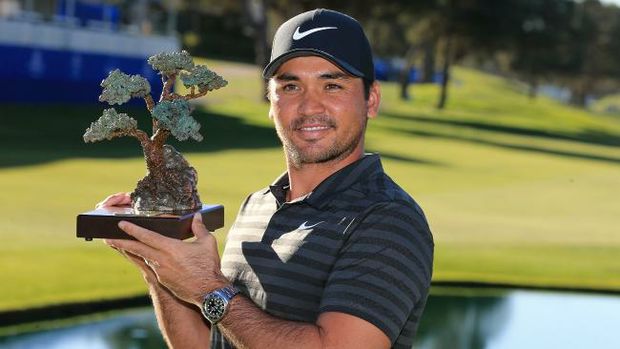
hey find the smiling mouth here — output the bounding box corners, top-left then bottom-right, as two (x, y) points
(299, 125), (331, 131)
(292, 116), (336, 138)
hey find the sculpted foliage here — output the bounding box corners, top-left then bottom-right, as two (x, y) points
(82, 51), (227, 213)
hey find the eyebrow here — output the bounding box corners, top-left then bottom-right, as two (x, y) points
(274, 73), (299, 81)
(274, 71), (352, 81)
(319, 71), (351, 80)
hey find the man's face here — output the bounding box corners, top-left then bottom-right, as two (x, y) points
(268, 56), (380, 168)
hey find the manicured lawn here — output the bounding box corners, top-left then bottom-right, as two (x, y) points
(1, 59), (619, 312)
(591, 92), (620, 116)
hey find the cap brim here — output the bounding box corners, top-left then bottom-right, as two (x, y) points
(262, 49), (365, 79)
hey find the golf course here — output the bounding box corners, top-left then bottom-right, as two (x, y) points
(1, 58), (619, 314)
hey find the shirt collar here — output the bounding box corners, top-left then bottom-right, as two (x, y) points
(267, 154), (384, 208)
(268, 171), (290, 206)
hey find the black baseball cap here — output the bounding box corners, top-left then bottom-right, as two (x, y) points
(262, 9), (375, 81)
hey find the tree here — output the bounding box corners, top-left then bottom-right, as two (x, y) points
(243, 0), (270, 99)
(565, 0), (620, 106)
(84, 50), (227, 213)
(509, 0), (576, 99)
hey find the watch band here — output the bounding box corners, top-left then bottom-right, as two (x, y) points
(219, 285), (240, 299)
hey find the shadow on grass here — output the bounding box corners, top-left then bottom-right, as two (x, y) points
(381, 112), (620, 147)
(0, 105), (280, 168)
(383, 125), (620, 165)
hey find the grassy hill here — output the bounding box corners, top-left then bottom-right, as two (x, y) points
(591, 93), (620, 116)
(0, 59), (619, 312)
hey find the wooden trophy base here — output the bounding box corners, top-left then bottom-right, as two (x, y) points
(76, 204), (224, 241)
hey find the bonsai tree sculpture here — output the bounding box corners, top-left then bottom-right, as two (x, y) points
(83, 51), (227, 214)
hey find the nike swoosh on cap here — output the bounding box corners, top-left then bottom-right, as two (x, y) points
(292, 26), (338, 40)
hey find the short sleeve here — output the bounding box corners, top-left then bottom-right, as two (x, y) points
(318, 201), (434, 344)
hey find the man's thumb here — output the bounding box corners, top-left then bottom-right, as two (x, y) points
(191, 213), (209, 238)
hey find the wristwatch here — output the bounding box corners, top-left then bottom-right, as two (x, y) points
(201, 285), (240, 325)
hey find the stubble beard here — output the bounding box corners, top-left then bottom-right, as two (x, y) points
(276, 115), (366, 169)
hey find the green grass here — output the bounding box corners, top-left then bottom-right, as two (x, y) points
(591, 93), (620, 116)
(1, 59), (619, 312)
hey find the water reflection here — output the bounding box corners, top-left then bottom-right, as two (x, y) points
(1, 289), (619, 349)
(415, 291), (510, 349)
(0, 309), (165, 349)
(416, 289), (620, 349)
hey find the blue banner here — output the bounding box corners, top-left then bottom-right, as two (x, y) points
(0, 45), (163, 104)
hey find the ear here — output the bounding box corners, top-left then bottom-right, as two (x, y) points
(366, 81), (381, 119)
(267, 79), (276, 120)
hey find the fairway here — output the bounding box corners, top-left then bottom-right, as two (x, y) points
(0, 59), (619, 312)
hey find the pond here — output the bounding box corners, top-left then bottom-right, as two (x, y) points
(1, 288), (619, 349)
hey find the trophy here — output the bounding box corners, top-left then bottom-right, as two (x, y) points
(77, 51), (225, 241)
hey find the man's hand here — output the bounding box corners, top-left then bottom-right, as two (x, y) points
(97, 193), (213, 347)
(97, 192), (160, 284)
(105, 214), (229, 306)
(96, 192), (132, 208)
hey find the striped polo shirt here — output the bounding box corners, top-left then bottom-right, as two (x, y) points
(211, 154), (434, 349)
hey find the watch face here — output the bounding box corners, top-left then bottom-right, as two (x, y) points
(205, 294), (226, 320)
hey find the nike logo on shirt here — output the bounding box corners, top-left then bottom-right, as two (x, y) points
(292, 26), (338, 40)
(297, 221), (324, 230)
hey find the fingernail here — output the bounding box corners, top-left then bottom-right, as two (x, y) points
(118, 221), (127, 229)
(104, 239), (115, 247)
(194, 213), (203, 221)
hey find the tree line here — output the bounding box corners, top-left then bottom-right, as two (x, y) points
(175, 0), (620, 108)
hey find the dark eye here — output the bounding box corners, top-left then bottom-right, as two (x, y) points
(282, 83), (299, 92)
(326, 83), (342, 90)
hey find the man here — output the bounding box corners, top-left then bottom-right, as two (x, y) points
(103, 8), (433, 349)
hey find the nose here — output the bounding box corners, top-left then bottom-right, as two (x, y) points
(298, 88), (326, 116)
